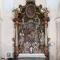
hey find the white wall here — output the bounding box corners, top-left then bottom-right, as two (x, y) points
(56, 19), (60, 60)
(0, 0), (14, 58)
(0, 0), (60, 60)
(0, 0), (3, 59)
(1, 12), (14, 58)
(0, 20), (2, 59)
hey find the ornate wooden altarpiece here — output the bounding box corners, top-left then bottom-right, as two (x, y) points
(12, 0), (50, 60)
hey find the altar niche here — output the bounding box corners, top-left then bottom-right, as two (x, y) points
(12, 0), (50, 60)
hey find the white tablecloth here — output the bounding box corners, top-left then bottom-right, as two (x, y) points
(18, 53), (45, 58)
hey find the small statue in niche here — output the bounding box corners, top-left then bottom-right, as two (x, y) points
(29, 45), (34, 53)
(40, 30), (45, 46)
(38, 30), (45, 53)
(12, 8), (19, 18)
(19, 30), (24, 53)
(39, 4), (42, 12)
(19, 30), (24, 45)
(19, 5), (22, 13)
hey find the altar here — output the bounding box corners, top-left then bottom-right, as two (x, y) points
(18, 53), (46, 60)
(12, 0), (50, 60)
